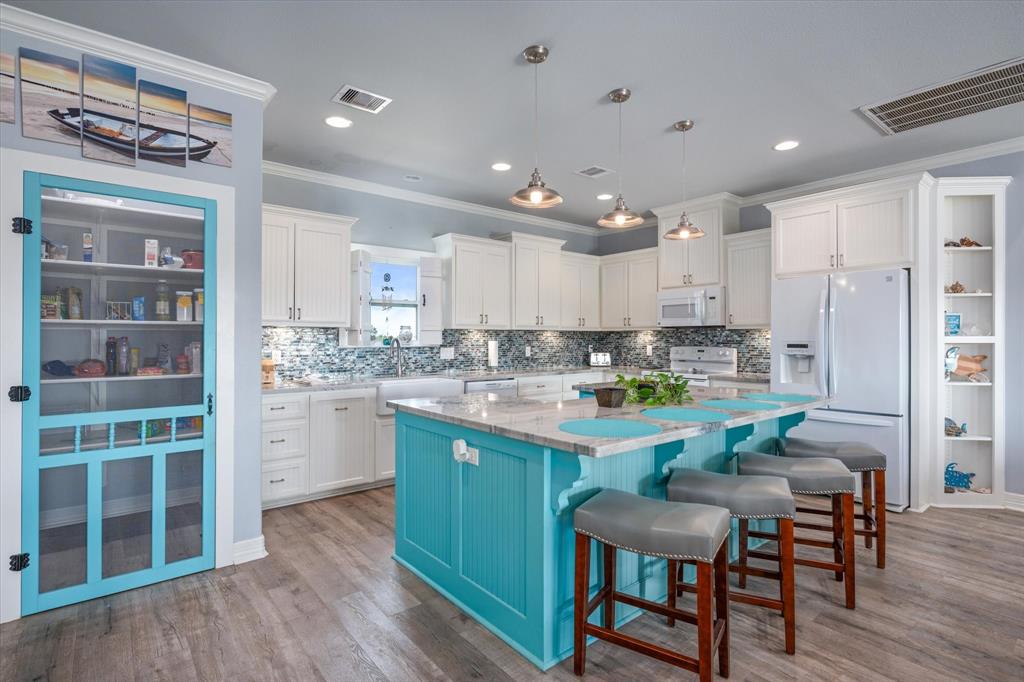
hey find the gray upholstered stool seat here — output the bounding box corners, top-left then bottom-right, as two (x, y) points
(737, 452), (855, 495)
(667, 469), (795, 520)
(574, 489), (730, 563)
(783, 438), (887, 472)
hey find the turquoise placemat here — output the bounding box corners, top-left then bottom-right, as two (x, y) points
(742, 392), (816, 403)
(641, 407), (728, 423)
(559, 418), (662, 438)
(700, 398), (781, 411)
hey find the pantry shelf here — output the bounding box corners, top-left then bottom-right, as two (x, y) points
(41, 259), (203, 278)
(943, 336), (995, 343)
(41, 320), (203, 330)
(943, 246), (992, 253)
(40, 373), (203, 384)
(944, 435), (993, 442)
(943, 292), (992, 298)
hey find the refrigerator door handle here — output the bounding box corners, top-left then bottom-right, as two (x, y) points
(816, 287), (829, 398)
(828, 283), (838, 398)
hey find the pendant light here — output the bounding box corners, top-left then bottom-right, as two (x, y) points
(509, 45), (563, 208)
(663, 119), (705, 240)
(598, 88), (644, 228)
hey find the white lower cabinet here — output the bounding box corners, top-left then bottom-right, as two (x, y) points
(374, 417), (396, 480)
(517, 374), (564, 403)
(309, 392), (372, 493)
(562, 372), (606, 400)
(262, 459), (308, 503)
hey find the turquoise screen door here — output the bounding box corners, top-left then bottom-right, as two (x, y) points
(20, 173), (217, 615)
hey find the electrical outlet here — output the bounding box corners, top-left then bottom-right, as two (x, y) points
(525, 345), (531, 357)
(646, 344), (653, 357)
(439, 346), (455, 360)
(467, 447), (479, 466)
(588, 345), (593, 352)
(271, 349), (282, 363)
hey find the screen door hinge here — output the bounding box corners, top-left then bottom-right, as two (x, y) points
(8, 386), (31, 402)
(9, 553), (29, 572)
(11, 217), (33, 234)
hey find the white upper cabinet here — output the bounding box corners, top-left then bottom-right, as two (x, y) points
(652, 194), (740, 290)
(501, 233), (565, 329)
(261, 205), (355, 326)
(560, 259), (582, 328)
(579, 260), (601, 330)
(418, 256), (443, 333)
(601, 248), (658, 329)
(434, 233), (512, 329)
(561, 253), (601, 329)
(769, 174), (930, 278)
(724, 229), (771, 328)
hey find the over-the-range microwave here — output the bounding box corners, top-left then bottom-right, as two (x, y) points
(656, 285), (726, 327)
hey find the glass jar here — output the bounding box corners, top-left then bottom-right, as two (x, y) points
(193, 288), (204, 322)
(155, 280), (171, 321)
(176, 291), (193, 322)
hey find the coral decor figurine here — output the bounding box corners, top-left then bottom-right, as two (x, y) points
(944, 280), (966, 294)
(944, 417), (967, 437)
(959, 236), (984, 247)
(944, 462), (975, 491)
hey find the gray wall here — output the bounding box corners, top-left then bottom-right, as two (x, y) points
(263, 173), (599, 254)
(0, 28), (266, 543)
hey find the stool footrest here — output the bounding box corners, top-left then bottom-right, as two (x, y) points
(584, 623), (700, 674)
(612, 590), (699, 626)
(748, 549), (781, 562)
(794, 521), (835, 533)
(729, 564), (781, 580)
(795, 557), (843, 572)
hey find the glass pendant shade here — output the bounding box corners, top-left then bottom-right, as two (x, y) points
(509, 168), (563, 208)
(663, 211), (705, 240)
(598, 195), (644, 228)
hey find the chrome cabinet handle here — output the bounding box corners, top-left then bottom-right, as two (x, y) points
(485, 314), (489, 324)
(540, 315), (544, 325)
(288, 306), (293, 320)
(628, 317), (632, 326)
(269, 438), (285, 444)
(839, 254), (845, 267)
(269, 478), (285, 484)
(422, 294), (426, 306)
(830, 254), (835, 267)
(536, 315), (539, 325)
(729, 313), (734, 324)
(480, 313), (484, 323)
(335, 406), (348, 411)
(297, 307), (302, 320)
(582, 317), (585, 326)
(269, 406), (286, 411)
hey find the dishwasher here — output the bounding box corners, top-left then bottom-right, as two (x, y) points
(463, 377), (518, 397)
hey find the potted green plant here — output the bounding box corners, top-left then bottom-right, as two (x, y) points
(614, 372), (693, 406)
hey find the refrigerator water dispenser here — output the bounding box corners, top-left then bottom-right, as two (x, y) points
(778, 340), (820, 390)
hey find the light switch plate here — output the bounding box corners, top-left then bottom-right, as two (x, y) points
(467, 447), (479, 466)
(440, 346), (455, 360)
(646, 345), (653, 357)
(271, 349), (282, 363)
(525, 345), (531, 357)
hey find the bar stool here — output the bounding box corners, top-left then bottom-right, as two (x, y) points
(573, 489), (731, 681)
(667, 469), (797, 654)
(736, 453), (858, 609)
(783, 438), (887, 568)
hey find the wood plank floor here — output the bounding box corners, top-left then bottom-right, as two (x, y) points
(3, 487), (1022, 681)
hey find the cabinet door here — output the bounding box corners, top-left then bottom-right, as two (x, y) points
(601, 260), (628, 329)
(309, 396), (370, 492)
(419, 275), (443, 332)
(686, 207), (721, 286)
(560, 260), (582, 328)
(836, 190), (911, 270)
(453, 242), (484, 326)
(627, 254), (658, 327)
(294, 221), (350, 324)
(726, 238), (771, 328)
(261, 214), (294, 322)
(774, 203), (837, 276)
(537, 247), (561, 327)
(374, 417), (396, 480)
(579, 261), (601, 329)
(658, 216), (688, 289)
(481, 245), (511, 327)
(513, 242), (540, 327)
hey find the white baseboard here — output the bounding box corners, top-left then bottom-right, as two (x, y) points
(233, 535), (268, 564)
(1004, 492), (1024, 513)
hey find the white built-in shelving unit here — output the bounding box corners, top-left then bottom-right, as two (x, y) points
(934, 177), (1010, 507)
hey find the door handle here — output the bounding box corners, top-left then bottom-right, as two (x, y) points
(422, 294), (426, 306)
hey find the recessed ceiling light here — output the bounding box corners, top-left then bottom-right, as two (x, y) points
(325, 116), (353, 128)
(596, 193), (614, 201)
(773, 140), (799, 151)
(491, 162), (511, 172)
(403, 174), (422, 183)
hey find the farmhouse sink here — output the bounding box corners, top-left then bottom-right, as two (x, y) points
(376, 377), (465, 416)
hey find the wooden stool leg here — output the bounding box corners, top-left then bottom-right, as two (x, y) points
(573, 533), (591, 676)
(831, 495), (843, 581)
(696, 561), (714, 682)
(841, 493), (856, 609)
(714, 543), (730, 678)
(603, 544), (616, 629)
(737, 519), (749, 589)
(666, 559), (678, 627)
(779, 518), (796, 655)
(875, 470), (887, 569)
(861, 471), (874, 549)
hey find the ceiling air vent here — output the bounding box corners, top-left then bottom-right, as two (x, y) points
(860, 57), (1024, 135)
(574, 165), (614, 179)
(331, 84), (392, 114)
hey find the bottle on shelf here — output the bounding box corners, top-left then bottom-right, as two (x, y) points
(117, 336), (130, 376)
(155, 280), (171, 321)
(105, 336), (117, 376)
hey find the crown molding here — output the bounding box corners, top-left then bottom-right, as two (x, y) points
(740, 136), (1024, 207)
(650, 192), (743, 218)
(263, 203), (358, 227)
(0, 3), (276, 105)
(262, 160), (603, 237)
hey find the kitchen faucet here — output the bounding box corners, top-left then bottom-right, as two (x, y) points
(391, 337), (404, 377)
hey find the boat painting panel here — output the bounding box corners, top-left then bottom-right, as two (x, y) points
(188, 104), (232, 168)
(81, 54), (137, 166)
(139, 80), (189, 167)
(19, 47), (80, 146)
(1, 51), (14, 124)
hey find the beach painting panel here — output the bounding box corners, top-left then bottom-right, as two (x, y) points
(139, 80), (188, 167)
(189, 103), (232, 167)
(19, 47), (80, 145)
(81, 54), (137, 165)
(0, 51), (15, 124)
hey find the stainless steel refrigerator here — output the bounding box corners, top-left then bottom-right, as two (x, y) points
(770, 268), (910, 510)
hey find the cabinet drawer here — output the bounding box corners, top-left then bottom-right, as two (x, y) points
(517, 375), (562, 396)
(261, 421), (307, 463)
(263, 395), (308, 422)
(562, 373), (606, 391)
(262, 459), (308, 502)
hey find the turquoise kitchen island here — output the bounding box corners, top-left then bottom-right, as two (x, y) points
(389, 387), (827, 670)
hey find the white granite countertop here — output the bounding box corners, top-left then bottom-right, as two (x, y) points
(262, 365), (662, 395)
(388, 387), (828, 457)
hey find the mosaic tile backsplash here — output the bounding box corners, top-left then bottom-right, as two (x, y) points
(263, 327), (771, 380)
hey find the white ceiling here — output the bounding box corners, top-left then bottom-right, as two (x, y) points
(9, 0), (1024, 226)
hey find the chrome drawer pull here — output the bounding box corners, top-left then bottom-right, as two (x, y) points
(269, 406), (286, 411)
(335, 406), (349, 411)
(269, 438), (286, 444)
(269, 478), (285, 484)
